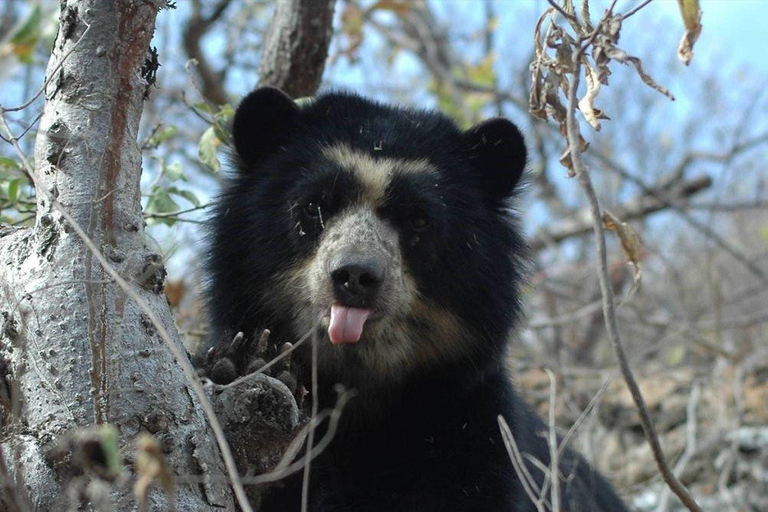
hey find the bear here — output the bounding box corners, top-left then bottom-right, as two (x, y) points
(206, 87), (629, 512)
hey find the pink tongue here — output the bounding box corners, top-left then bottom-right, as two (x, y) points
(328, 305), (372, 344)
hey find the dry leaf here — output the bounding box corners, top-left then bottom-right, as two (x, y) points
(340, 3), (366, 58)
(369, 0), (412, 16)
(578, 64), (608, 130)
(603, 210), (643, 299)
(677, 0), (702, 65)
(134, 434), (175, 512)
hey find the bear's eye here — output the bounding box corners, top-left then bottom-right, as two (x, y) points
(303, 200), (322, 219)
(407, 215), (430, 232)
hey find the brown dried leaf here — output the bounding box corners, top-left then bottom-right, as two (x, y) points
(580, 0), (594, 33)
(677, 0), (702, 65)
(164, 279), (186, 308)
(544, 71), (568, 123)
(529, 10), (552, 119)
(559, 146), (574, 175)
(340, 3), (366, 58)
(369, 0), (412, 16)
(560, 0), (586, 35)
(578, 64), (607, 130)
(558, 133), (589, 177)
(678, 0), (702, 34)
(603, 46), (675, 100)
(134, 434), (175, 512)
(604, 13), (623, 40)
(603, 210), (643, 294)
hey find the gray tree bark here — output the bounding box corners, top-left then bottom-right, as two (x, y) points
(0, 1), (233, 510)
(258, 0), (336, 98)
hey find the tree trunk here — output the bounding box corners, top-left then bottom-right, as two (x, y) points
(258, 0), (336, 98)
(0, 1), (233, 510)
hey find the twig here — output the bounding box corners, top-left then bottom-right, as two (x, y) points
(301, 328), (320, 512)
(557, 379), (610, 456)
(655, 381), (700, 512)
(243, 387), (356, 485)
(588, 150), (768, 286)
(544, 368), (561, 512)
(529, 175), (712, 250)
(255, 329), (311, 377)
(684, 199), (768, 212)
(498, 415), (548, 512)
(624, 0), (655, 20)
(546, 0), (578, 24)
(527, 300), (603, 329)
(183, 0), (232, 106)
(561, 4), (705, 511)
(4, 21), (93, 113)
(143, 203), (211, 218)
(717, 366), (745, 511)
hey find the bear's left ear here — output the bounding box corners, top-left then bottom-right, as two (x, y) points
(462, 118), (527, 202)
(232, 87), (301, 169)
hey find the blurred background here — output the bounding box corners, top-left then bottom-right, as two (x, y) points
(0, 1), (766, 510)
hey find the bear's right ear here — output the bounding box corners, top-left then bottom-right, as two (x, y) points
(462, 118), (527, 203)
(232, 87), (300, 168)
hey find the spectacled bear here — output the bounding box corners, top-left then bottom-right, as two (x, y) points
(206, 87), (629, 512)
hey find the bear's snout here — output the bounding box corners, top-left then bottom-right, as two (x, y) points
(329, 253), (385, 308)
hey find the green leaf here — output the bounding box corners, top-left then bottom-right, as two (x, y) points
(7, 179), (20, 205)
(97, 424), (123, 479)
(666, 345), (686, 366)
(10, 6), (42, 45)
(212, 104), (234, 144)
(0, 157), (21, 170)
(10, 6), (43, 63)
(198, 126), (221, 173)
(212, 124), (230, 146)
(145, 187), (180, 226)
(214, 104), (235, 120)
(148, 125), (178, 147)
(164, 161), (184, 182)
(193, 102), (214, 115)
(152, 190), (179, 213)
(175, 189), (200, 207)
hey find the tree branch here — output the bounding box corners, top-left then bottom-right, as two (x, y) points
(258, 0), (337, 98)
(183, 0), (232, 106)
(559, 4), (705, 511)
(529, 175), (712, 251)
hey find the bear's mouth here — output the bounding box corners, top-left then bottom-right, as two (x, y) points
(327, 304), (375, 344)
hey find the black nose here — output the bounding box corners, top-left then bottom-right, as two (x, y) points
(329, 256), (384, 306)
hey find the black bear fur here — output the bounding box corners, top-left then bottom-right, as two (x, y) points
(206, 87), (629, 512)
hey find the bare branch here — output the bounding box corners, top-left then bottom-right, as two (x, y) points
(529, 175), (712, 250)
(498, 416), (548, 512)
(589, 149), (768, 286)
(624, 0), (655, 20)
(258, 0), (336, 98)
(655, 381), (700, 512)
(544, 369), (561, 512)
(183, 0), (232, 106)
(301, 330), (320, 512)
(554, 3), (705, 511)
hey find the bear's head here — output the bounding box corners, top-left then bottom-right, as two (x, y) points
(209, 87), (527, 385)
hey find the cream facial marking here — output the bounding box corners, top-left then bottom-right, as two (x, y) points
(322, 143), (435, 205)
